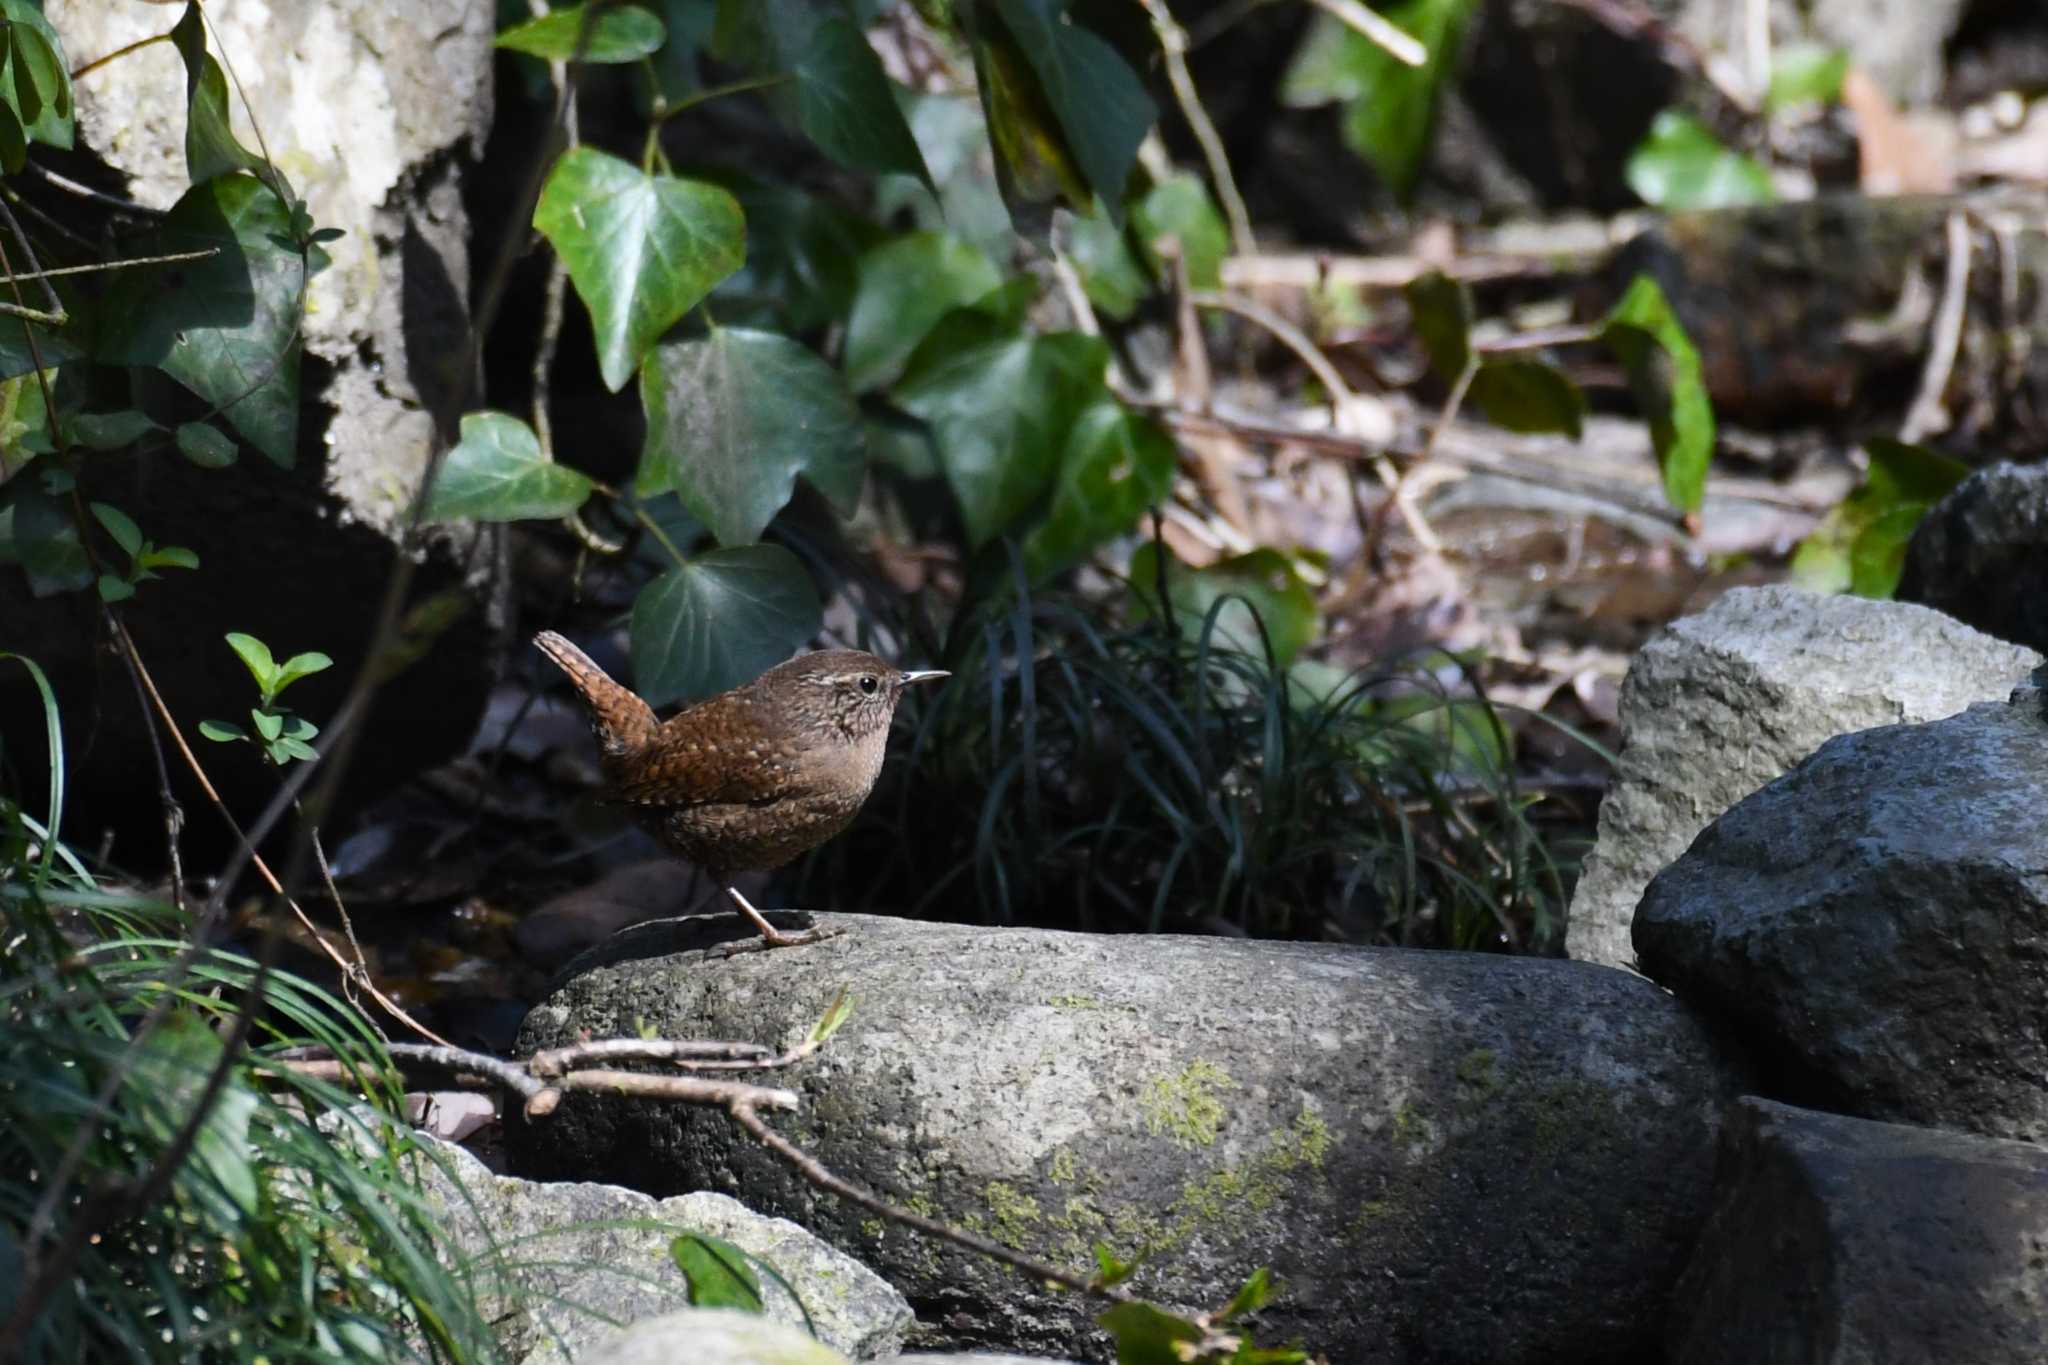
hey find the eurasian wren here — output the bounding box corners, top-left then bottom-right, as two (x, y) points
(534, 631), (947, 949)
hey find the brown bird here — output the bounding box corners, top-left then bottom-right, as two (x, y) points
(534, 631), (947, 950)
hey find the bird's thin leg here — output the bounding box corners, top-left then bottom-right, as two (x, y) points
(725, 886), (838, 950)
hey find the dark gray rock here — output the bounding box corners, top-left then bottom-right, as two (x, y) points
(510, 913), (1742, 1364)
(1899, 461), (2048, 655)
(1635, 688), (2048, 1139)
(1567, 585), (2037, 969)
(1669, 1096), (2048, 1365)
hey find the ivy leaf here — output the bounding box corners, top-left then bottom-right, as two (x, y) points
(1469, 359), (1585, 437)
(987, 0), (1154, 217)
(1064, 207), (1149, 321)
(93, 175), (304, 466)
(1131, 173), (1228, 290)
(715, 1), (933, 193)
(894, 326), (1108, 546)
(1404, 270), (1472, 380)
(669, 1233), (764, 1313)
(1129, 544), (1322, 666)
(496, 4), (667, 63)
(630, 544), (821, 705)
(1625, 111), (1775, 210)
(718, 181), (883, 332)
(844, 231), (1003, 393)
(1021, 401), (1175, 581)
(1601, 274), (1715, 515)
(533, 147), (745, 392)
(636, 327), (864, 545)
(425, 411), (594, 522)
(1790, 438), (1967, 598)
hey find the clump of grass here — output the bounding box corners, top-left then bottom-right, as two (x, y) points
(0, 653), (503, 1362)
(799, 580), (1574, 951)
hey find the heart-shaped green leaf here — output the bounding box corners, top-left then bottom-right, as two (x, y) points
(1021, 400), (1175, 580)
(844, 231), (1003, 393)
(1602, 274), (1715, 514)
(496, 4), (667, 62)
(425, 411), (594, 522)
(533, 147), (745, 392)
(1625, 110), (1775, 210)
(637, 326), (864, 545)
(894, 326), (1108, 546)
(630, 543), (821, 705)
(1469, 359), (1585, 437)
(93, 175), (304, 466)
(1790, 438), (1967, 598)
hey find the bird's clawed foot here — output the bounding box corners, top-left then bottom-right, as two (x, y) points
(712, 886), (845, 958)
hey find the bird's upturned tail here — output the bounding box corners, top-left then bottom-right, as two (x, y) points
(533, 631), (659, 759)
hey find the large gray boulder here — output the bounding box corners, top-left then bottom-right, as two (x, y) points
(1668, 1096), (2048, 1365)
(1635, 675), (2048, 1139)
(1898, 461), (2048, 656)
(1567, 585), (2038, 969)
(582, 1309), (847, 1365)
(511, 913), (1742, 1364)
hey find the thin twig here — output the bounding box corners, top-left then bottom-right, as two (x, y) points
(1900, 211), (1972, 443)
(1137, 0), (1254, 256)
(1303, 0), (1426, 66)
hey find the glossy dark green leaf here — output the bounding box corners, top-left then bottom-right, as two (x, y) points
(988, 0), (1154, 215)
(894, 327), (1108, 546)
(1131, 173), (1228, 290)
(1097, 1300), (1204, 1365)
(630, 543), (821, 705)
(713, 0), (933, 191)
(496, 3), (667, 62)
(1064, 208), (1149, 321)
(1469, 359), (1585, 437)
(1128, 543), (1321, 666)
(424, 410), (594, 522)
(844, 231), (1002, 393)
(93, 175), (304, 466)
(718, 181), (883, 331)
(1625, 110), (1775, 210)
(1021, 400), (1175, 580)
(9, 486), (88, 594)
(1281, 0), (1473, 200)
(670, 1233), (764, 1313)
(1601, 274), (1715, 514)
(533, 147), (745, 392)
(1790, 438), (1967, 598)
(636, 327), (864, 545)
(1404, 270), (1471, 380)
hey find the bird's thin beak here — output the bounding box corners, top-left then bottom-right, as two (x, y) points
(900, 670), (950, 686)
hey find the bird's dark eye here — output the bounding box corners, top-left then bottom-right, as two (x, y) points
(859, 675), (879, 695)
